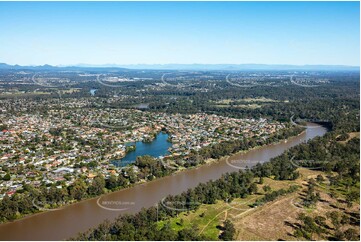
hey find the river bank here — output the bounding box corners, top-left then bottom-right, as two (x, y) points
(175, 128), (308, 174)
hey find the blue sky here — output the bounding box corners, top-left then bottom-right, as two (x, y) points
(0, 1), (359, 66)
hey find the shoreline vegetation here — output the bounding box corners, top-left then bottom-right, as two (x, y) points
(0, 125), (305, 225)
(174, 128), (308, 176)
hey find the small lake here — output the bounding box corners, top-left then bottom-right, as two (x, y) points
(112, 132), (171, 167)
(90, 89), (97, 96)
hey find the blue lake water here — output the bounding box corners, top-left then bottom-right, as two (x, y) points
(90, 89), (97, 96)
(112, 132), (171, 167)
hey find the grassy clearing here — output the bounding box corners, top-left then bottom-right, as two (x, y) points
(213, 104), (262, 109)
(0, 92), (51, 97)
(234, 169), (359, 241)
(338, 132), (360, 144)
(157, 168), (359, 240)
(211, 97), (286, 109)
(61, 88), (81, 94)
(157, 177), (299, 240)
(213, 97), (281, 104)
(242, 97), (280, 103)
(157, 202), (226, 239)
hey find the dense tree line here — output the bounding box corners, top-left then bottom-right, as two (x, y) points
(252, 185), (300, 207)
(189, 125), (304, 162)
(286, 133), (360, 188)
(294, 211), (359, 240)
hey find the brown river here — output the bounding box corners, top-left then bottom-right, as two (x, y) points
(0, 123), (327, 240)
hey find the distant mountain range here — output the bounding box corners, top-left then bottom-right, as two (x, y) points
(0, 63), (127, 71)
(0, 63), (359, 71)
(115, 64), (360, 71)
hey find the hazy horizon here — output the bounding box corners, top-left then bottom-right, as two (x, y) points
(0, 1), (360, 66)
(1, 62), (360, 67)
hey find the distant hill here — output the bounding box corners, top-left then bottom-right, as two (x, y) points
(0, 63), (128, 71)
(0, 63), (58, 70)
(0, 63), (359, 71)
(116, 64), (360, 71)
